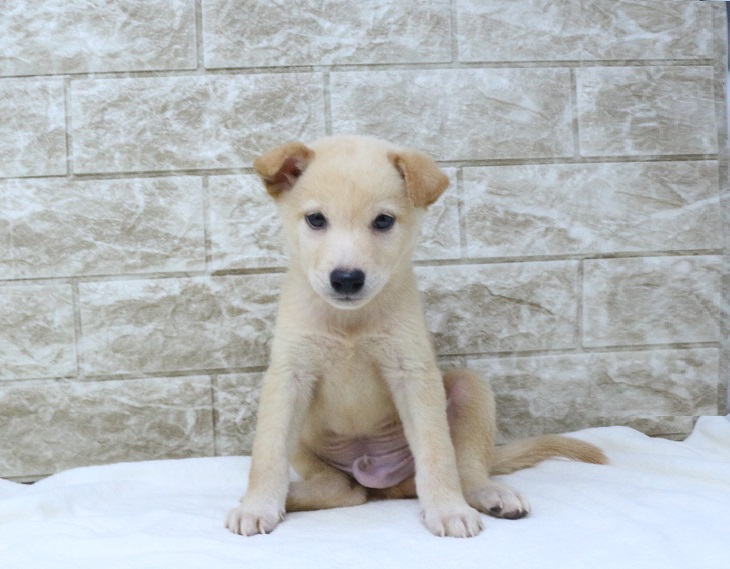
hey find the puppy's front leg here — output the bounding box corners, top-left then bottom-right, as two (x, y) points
(226, 364), (315, 536)
(385, 364), (483, 538)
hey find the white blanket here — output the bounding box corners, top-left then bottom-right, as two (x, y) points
(1, 417), (729, 569)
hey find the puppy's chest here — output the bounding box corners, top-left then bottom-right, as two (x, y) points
(307, 342), (398, 436)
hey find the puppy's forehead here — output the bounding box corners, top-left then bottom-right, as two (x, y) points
(297, 139), (406, 207)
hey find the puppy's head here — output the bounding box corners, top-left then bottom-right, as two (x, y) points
(254, 135), (448, 310)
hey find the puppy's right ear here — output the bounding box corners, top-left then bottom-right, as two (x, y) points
(253, 141), (314, 199)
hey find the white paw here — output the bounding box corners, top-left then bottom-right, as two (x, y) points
(465, 482), (530, 520)
(422, 503), (483, 538)
(225, 500), (285, 536)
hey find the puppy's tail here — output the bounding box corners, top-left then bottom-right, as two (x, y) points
(491, 435), (608, 476)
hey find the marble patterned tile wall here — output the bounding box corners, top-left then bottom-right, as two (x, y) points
(0, 0), (726, 479)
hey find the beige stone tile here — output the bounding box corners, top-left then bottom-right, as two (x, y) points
(330, 68), (573, 161)
(469, 348), (719, 441)
(0, 284), (76, 381)
(203, 0), (451, 68)
(581, 0), (713, 60)
(0, 79), (66, 178)
(0, 376), (214, 478)
(417, 261), (578, 355)
(0, 0), (196, 77)
(456, 0), (584, 62)
(3, 177), (205, 279)
(71, 74), (325, 174)
(79, 275), (281, 375)
(214, 372), (263, 456)
(414, 168), (461, 261)
(587, 416), (699, 441)
(583, 256), (722, 347)
(577, 66), (718, 157)
(464, 161), (722, 258)
(457, 0), (712, 62)
(208, 175), (287, 271)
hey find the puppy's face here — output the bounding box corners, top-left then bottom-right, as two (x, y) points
(254, 136), (448, 310)
(283, 165), (420, 310)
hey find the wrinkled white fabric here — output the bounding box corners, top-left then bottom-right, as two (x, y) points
(1, 416), (728, 569)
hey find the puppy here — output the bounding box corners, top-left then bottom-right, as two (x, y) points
(226, 135), (607, 538)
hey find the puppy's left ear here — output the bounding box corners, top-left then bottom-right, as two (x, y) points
(253, 141), (314, 199)
(388, 150), (449, 207)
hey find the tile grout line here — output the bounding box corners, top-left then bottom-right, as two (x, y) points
(0, 250), (723, 288)
(0, 58), (718, 82)
(201, 176), (212, 271)
(323, 70), (332, 135)
(194, 0), (205, 72)
(70, 279), (85, 381)
(449, 0), (459, 64)
(456, 167), (468, 259)
(210, 374), (219, 456)
(446, 342), (722, 362)
(2, 153), (721, 184)
(3, 342), (720, 387)
(63, 76), (74, 178)
(569, 68), (581, 158)
(710, 1), (730, 415)
(1, 365), (270, 385)
(577, 259), (585, 354)
(0, 267), (289, 287)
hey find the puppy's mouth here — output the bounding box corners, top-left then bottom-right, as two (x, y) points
(319, 288), (373, 310)
(323, 291), (371, 310)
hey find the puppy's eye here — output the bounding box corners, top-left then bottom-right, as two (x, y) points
(372, 214), (395, 231)
(305, 212), (327, 229)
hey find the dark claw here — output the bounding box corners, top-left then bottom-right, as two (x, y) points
(501, 508), (528, 520)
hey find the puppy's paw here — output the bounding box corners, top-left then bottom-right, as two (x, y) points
(422, 503), (483, 538)
(225, 500), (285, 536)
(465, 482), (530, 520)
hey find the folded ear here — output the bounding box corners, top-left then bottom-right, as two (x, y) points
(387, 149), (449, 207)
(253, 141), (314, 198)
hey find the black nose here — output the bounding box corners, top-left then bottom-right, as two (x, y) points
(330, 269), (366, 295)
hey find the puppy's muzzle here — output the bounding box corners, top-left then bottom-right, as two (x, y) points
(329, 268), (366, 296)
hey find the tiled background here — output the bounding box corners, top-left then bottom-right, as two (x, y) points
(0, 0), (727, 481)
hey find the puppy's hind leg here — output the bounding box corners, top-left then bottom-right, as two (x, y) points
(287, 445), (368, 512)
(444, 368), (530, 520)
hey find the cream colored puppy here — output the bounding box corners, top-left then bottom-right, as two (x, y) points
(226, 135), (606, 538)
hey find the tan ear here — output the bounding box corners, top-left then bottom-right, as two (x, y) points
(252, 141), (314, 198)
(388, 150), (449, 207)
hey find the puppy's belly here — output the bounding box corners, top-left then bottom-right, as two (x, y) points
(316, 422), (415, 489)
